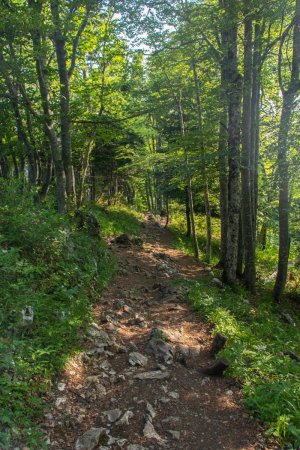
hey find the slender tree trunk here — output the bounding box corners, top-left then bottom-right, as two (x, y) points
(274, 0), (300, 301)
(258, 223), (267, 250)
(12, 155), (19, 178)
(35, 154), (53, 202)
(29, 0), (67, 212)
(50, 0), (75, 199)
(218, 12), (229, 268)
(90, 165), (96, 202)
(145, 180), (151, 210)
(185, 185), (192, 237)
(165, 195), (170, 228)
(241, 14), (256, 292)
(223, 1), (242, 284)
(218, 104), (228, 267)
(77, 140), (94, 208)
(250, 23), (262, 240)
(192, 61), (212, 262)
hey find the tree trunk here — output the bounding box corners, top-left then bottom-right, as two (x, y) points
(250, 23), (262, 240)
(29, 0), (67, 212)
(218, 10), (229, 268)
(50, 0), (75, 199)
(34, 154), (53, 203)
(192, 61), (212, 262)
(241, 14), (256, 292)
(77, 140), (94, 208)
(185, 185), (192, 237)
(223, 1), (242, 284)
(274, 0), (300, 301)
(218, 105), (228, 267)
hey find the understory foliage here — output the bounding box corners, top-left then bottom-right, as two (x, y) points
(0, 183), (144, 448)
(186, 277), (300, 447)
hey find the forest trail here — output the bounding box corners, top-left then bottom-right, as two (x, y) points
(44, 215), (277, 450)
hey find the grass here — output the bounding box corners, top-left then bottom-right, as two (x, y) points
(0, 186), (142, 449)
(168, 208), (221, 265)
(91, 203), (144, 238)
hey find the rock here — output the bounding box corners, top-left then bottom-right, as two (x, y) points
(127, 445), (146, 450)
(280, 313), (296, 326)
(166, 430), (180, 440)
(143, 420), (166, 446)
(146, 402), (156, 420)
(116, 410), (134, 426)
(55, 397), (66, 408)
(150, 327), (168, 341)
(103, 409), (122, 423)
(115, 234), (131, 246)
(129, 352), (148, 367)
(131, 237), (143, 247)
(162, 417), (180, 424)
(99, 360), (111, 371)
(21, 306), (34, 327)
(57, 382), (66, 392)
(210, 333), (227, 356)
(97, 330), (112, 345)
(157, 263), (169, 272)
(147, 338), (174, 364)
(212, 278), (223, 288)
(198, 358), (229, 377)
(168, 391), (179, 399)
(75, 428), (108, 450)
(119, 268), (129, 276)
(134, 370), (170, 380)
(87, 322), (102, 338)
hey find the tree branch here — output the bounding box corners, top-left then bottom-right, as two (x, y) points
(68, 4), (92, 79)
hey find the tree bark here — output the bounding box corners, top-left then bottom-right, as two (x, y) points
(223, 1), (242, 284)
(192, 61), (212, 262)
(241, 14), (256, 292)
(50, 0), (75, 199)
(185, 185), (192, 237)
(250, 23), (262, 240)
(274, 0), (300, 301)
(28, 0), (67, 212)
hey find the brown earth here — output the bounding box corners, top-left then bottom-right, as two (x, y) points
(43, 215), (280, 450)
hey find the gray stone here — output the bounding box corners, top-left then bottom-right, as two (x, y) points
(166, 430), (180, 440)
(103, 409), (122, 423)
(147, 338), (174, 364)
(146, 402), (156, 420)
(116, 410), (134, 426)
(129, 352), (148, 367)
(134, 371), (170, 380)
(75, 427), (108, 450)
(127, 445), (146, 450)
(212, 278), (223, 288)
(162, 417), (180, 424)
(143, 420), (166, 446)
(168, 391), (179, 399)
(157, 263), (169, 272)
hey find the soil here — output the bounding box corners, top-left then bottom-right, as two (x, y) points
(43, 215), (280, 450)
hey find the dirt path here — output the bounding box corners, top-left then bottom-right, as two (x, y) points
(44, 215), (278, 450)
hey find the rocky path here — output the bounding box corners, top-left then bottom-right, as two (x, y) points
(44, 215), (278, 450)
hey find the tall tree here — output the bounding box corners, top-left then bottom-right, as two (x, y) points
(274, 0), (300, 300)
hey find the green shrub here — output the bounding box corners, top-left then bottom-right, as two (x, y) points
(186, 276), (300, 448)
(0, 184), (117, 448)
